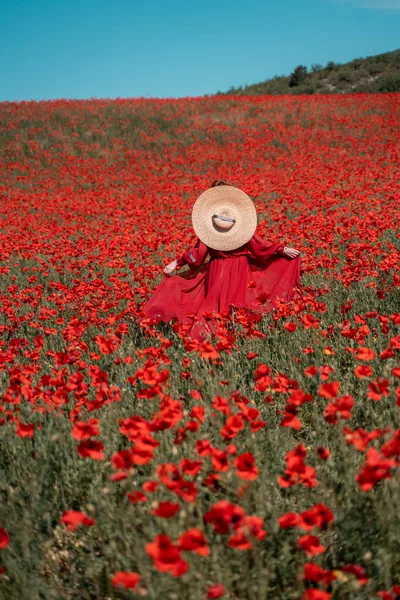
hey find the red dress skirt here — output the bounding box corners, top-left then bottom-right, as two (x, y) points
(139, 232), (302, 340)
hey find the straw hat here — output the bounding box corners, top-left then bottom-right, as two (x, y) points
(191, 185), (257, 251)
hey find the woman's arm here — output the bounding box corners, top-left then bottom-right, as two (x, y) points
(177, 237), (209, 268)
(247, 233), (283, 266)
(165, 238), (209, 275)
(248, 233), (299, 265)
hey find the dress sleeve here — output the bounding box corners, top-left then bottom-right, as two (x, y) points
(176, 237), (209, 269)
(247, 233), (284, 266)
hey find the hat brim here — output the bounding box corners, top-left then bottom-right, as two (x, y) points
(192, 185), (257, 251)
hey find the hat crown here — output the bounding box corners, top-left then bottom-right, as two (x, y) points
(212, 206), (236, 231)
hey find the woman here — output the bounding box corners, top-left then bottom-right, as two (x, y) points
(139, 180), (302, 340)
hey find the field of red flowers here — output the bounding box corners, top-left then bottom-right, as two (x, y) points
(0, 93), (399, 600)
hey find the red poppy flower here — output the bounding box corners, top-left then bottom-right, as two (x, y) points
(204, 500), (245, 534)
(354, 365), (373, 378)
(189, 405), (205, 421)
(381, 430), (400, 458)
(231, 515), (267, 548)
(304, 562), (336, 585)
(175, 479), (198, 503)
(278, 512), (302, 529)
(302, 314), (320, 329)
(303, 590), (331, 600)
(195, 439), (213, 456)
(319, 366), (335, 382)
(178, 528), (210, 556)
(95, 334), (118, 354)
(111, 449), (135, 470)
(356, 448), (397, 491)
(220, 414), (245, 440)
(127, 491), (148, 504)
(288, 390), (313, 406)
(298, 534), (326, 556)
(228, 530), (253, 550)
(316, 446), (331, 460)
(212, 396), (231, 414)
(71, 420), (100, 440)
(151, 501), (180, 518)
(341, 564), (368, 585)
(254, 363), (273, 391)
(111, 571), (140, 590)
(281, 407), (303, 430)
(318, 382), (340, 399)
(15, 422), (35, 438)
(367, 377), (390, 401)
(77, 440), (105, 460)
(354, 346), (376, 361)
(180, 458), (203, 476)
(304, 366), (318, 378)
(299, 504), (334, 531)
(249, 419), (267, 432)
(131, 447), (154, 465)
(60, 510), (95, 531)
(142, 481), (159, 493)
(207, 583), (225, 598)
(0, 528), (9, 549)
(145, 534), (188, 577)
(199, 342), (220, 359)
(324, 394), (354, 424)
(234, 452), (259, 480)
(211, 449), (230, 472)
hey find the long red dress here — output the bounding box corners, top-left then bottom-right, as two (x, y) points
(139, 232), (302, 340)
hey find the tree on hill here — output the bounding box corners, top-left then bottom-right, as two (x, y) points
(289, 65), (308, 87)
(377, 73), (400, 92)
(326, 61), (339, 71)
(311, 63), (323, 72)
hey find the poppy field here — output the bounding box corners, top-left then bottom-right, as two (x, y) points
(0, 93), (399, 600)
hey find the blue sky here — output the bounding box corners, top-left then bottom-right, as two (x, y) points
(1, 0), (399, 101)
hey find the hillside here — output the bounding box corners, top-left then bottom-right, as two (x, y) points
(219, 48), (400, 95)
